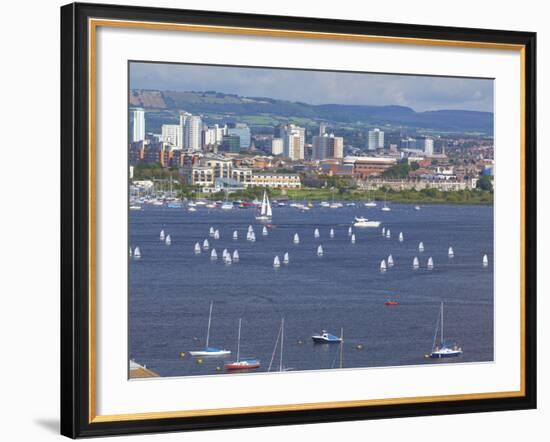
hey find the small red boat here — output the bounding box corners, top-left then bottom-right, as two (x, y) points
(385, 300), (400, 306)
(224, 359), (261, 370)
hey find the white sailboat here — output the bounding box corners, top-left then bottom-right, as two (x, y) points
(210, 249), (218, 260)
(232, 250), (239, 262)
(317, 245), (324, 257)
(388, 254), (394, 267)
(248, 225), (254, 233)
(448, 246), (454, 258)
(418, 241), (425, 252)
(483, 254), (489, 267)
(381, 191), (391, 212)
(386, 229), (391, 239)
(129, 247), (132, 257)
(314, 228), (320, 239)
(351, 233), (356, 244)
(224, 254), (232, 265)
(330, 228), (335, 238)
(382, 227), (386, 236)
(283, 252), (289, 264)
(256, 190), (273, 221)
(233, 230), (238, 240)
(427, 257), (434, 270)
(364, 190), (377, 207)
(428, 303), (463, 358)
(203, 239), (210, 250)
(165, 234), (172, 246)
(222, 249), (228, 259)
(189, 302), (231, 357)
(160, 229), (165, 241)
(133, 246), (141, 259)
(348, 226), (353, 237)
(194, 242), (201, 254)
(273, 255), (281, 268)
(293, 233), (300, 244)
(209, 227), (215, 237)
(262, 226), (268, 236)
(413, 256), (420, 270)
(248, 231), (256, 242)
(214, 229), (220, 240)
(399, 232), (404, 242)
(380, 259), (387, 272)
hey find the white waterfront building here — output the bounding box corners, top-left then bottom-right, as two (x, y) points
(130, 108), (145, 142)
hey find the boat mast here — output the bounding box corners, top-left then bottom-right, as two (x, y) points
(279, 318), (285, 372)
(268, 320), (282, 372)
(441, 302), (444, 345)
(236, 318), (241, 362)
(340, 328), (344, 369)
(205, 301), (213, 348)
(431, 308), (440, 352)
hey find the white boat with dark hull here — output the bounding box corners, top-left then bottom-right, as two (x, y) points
(189, 302), (231, 357)
(353, 216), (381, 228)
(311, 330), (342, 344)
(427, 303), (463, 359)
(256, 190), (273, 221)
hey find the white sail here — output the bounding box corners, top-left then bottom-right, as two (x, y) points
(232, 250), (239, 261)
(266, 193), (273, 218)
(348, 227), (353, 236)
(233, 230), (238, 240)
(386, 229), (391, 239)
(293, 233), (300, 244)
(351, 233), (356, 244)
(413, 256), (419, 269)
(134, 247), (141, 259)
(160, 229), (165, 241)
(203, 239), (210, 250)
(388, 254), (394, 267)
(448, 246), (454, 258)
(483, 254), (489, 267)
(224, 254), (232, 265)
(399, 232), (404, 242)
(214, 229), (220, 240)
(209, 227), (215, 237)
(283, 252), (289, 264)
(129, 247), (132, 257)
(418, 242), (424, 252)
(314, 228), (320, 239)
(317, 245), (324, 256)
(165, 234), (171, 246)
(210, 248), (218, 260)
(381, 227), (386, 236)
(249, 231), (256, 242)
(262, 226), (268, 236)
(427, 257), (434, 270)
(273, 255), (281, 268)
(248, 225), (253, 233)
(330, 228), (335, 238)
(194, 242), (201, 254)
(380, 259), (387, 272)
(222, 249), (228, 259)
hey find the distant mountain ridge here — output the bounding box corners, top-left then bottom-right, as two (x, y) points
(130, 89), (493, 133)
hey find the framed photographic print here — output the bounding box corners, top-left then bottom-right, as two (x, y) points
(60, 2), (537, 438)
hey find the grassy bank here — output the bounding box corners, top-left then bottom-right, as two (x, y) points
(192, 187), (493, 205)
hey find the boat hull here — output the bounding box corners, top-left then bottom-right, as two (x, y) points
(354, 221), (381, 228)
(224, 361), (260, 370)
(189, 350), (231, 357)
(311, 336), (342, 343)
(429, 350), (463, 358)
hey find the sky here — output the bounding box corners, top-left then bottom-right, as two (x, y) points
(130, 62), (494, 113)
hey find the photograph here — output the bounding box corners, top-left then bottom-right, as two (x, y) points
(128, 62), (495, 379)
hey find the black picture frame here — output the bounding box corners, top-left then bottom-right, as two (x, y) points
(61, 2), (537, 438)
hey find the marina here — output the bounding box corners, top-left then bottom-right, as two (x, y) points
(129, 201), (493, 377)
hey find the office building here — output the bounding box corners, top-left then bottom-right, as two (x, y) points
(227, 123), (251, 149)
(161, 124), (182, 148)
(367, 128), (384, 150)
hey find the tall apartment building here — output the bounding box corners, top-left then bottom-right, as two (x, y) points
(424, 138), (434, 156)
(130, 108), (145, 142)
(184, 115), (202, 150)
(161, 124), (182, 148)
(367, 128), (384, 150)
(271, 138), (284, 155)
(283, 124), (305, 160)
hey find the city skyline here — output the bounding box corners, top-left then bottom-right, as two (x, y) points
(130, 62), (494, 113)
